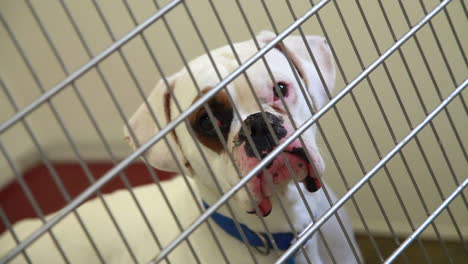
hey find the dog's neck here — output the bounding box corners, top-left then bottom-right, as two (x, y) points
(195, 180), (315, 234)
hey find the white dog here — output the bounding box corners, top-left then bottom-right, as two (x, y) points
(0, 31), (361, 264)
(124, 31), (362, 263)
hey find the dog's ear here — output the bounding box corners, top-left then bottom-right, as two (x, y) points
(257, 30), (336, 110)
(124, 74), (185, 173)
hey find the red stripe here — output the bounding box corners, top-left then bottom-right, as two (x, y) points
(0, 162), (175, 234)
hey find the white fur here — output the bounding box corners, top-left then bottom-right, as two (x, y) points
(0, 177), (358, 263)
(0, 32), (362, 263)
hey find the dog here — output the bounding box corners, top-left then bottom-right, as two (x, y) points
(0, 31), (361, 264)
(124, 31), (362, 263)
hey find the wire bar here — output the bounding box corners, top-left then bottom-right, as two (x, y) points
(190, 0), (324, 261)
(384, 178), (467, 264)
(247, 1), (362, 262)
(0, 1), (448, 260)
(0, 142), (70, 264)
(24, 0), (174, 260)
(299, 1), (385, 259)
(149, 2), (456, 260)
(0, 208), (32, 264)
(176, 1), (293, 261)
(276, 79), (466, 264)
(311, 0), (413, 260)
(148, 1), (262, 263)
(0, 0), (183, 134)
(121, 0), (232, 262)
(0, 77), (105, 264)
(55, 0), (202, 261)
(1, 0), (465, 263)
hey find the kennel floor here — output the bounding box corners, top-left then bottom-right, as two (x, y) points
(0, 162), (464, 263)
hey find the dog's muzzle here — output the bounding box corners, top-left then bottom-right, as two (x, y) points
(237, 112), (287, 158)
(235, 112), (322, 217)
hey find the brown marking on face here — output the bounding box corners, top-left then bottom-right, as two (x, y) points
(163, 92), (171, 127)
(188, 87), (233, 153)
(184, 161), (195, 175)
(164, 91), (181, 145)
(164, 90), (192, 170)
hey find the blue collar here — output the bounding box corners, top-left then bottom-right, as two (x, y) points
(202, 201), (296, 264)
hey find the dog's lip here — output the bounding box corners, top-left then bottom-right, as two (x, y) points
(243, 146), (322, 216)
(247, 197), (272, 217)
(269, 147), (322, 192)
(283, 148), (322, 192)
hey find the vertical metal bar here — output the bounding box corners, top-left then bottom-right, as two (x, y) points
(418, 0), (468, 195)
(183, 0), (349, 260)
(333, 0), (451, 260)
(355, 0), (457, 259)
(177, 1), (286, 259)
(441, 2), (467, 64)
(24, 0), (178, 259)
(2, 4), (143, 261)
(384, 178), (467, 264)
(0, 207), (32, 264)
(312, 0), (409, 260)
(442, 0), (468, 114)
(1, 1), (449, 261)
(288, 1), (385, 259)
(52, 0), (201, 262)
(2, 11), (112, 263)
(276, 79), (466, 264)
(253, 1), (363, 262)
(119, 1), (231, 262)
(396, 0), (467, 251)
(460, 0), (468, 16)
(0, 0), (183, 135)
(153, 0), (452, 258)
(376, 0), (464, 233)
(185, 0), (320, 259)
(0, 142), (70, 264)
(148, 1), (260, 262)
(227, 1), (324, 262)
(200, 0), (299, 257)
(121, 2), (234, 264)
(0, 77), (105, 264)
(324, 4), (418, 261)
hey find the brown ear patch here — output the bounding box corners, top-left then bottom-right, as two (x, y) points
(163, 92), (171, 125)
(188, 88), (233, 154)
(163, 91), (181, 146)
(164, 90), (194, 173)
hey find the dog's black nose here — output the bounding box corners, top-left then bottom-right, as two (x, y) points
(238, 112), (287, 158)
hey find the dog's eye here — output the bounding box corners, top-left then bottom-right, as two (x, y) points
(198, 113), (220, 136)
(273, 82), (288, 100)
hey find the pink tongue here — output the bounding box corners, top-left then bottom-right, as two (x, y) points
(258, 197), (272, 216)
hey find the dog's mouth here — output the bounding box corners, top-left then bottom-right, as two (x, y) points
(245, 147), (322, 217)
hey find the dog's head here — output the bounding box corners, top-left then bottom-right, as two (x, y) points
(124, 31), (335, 217)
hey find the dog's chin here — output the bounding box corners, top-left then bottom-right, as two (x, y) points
(245, 147), (322, 217)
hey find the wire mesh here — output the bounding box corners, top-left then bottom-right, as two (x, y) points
(0, 0), (466, 263)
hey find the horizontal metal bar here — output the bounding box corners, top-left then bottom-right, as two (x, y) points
(0, 0), (451, 261)
(384, 178), (467, 264)
(0, 0), (182, 135)
(275, 78), (466, 264)
(151, 3), (455, 261)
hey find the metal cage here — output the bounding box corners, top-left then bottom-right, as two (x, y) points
(0, 0), (466, 263)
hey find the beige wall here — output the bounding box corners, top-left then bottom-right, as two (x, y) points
(1, 0), (466, 240)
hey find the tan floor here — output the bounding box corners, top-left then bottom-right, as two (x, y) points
(356, 235), (467, 263)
